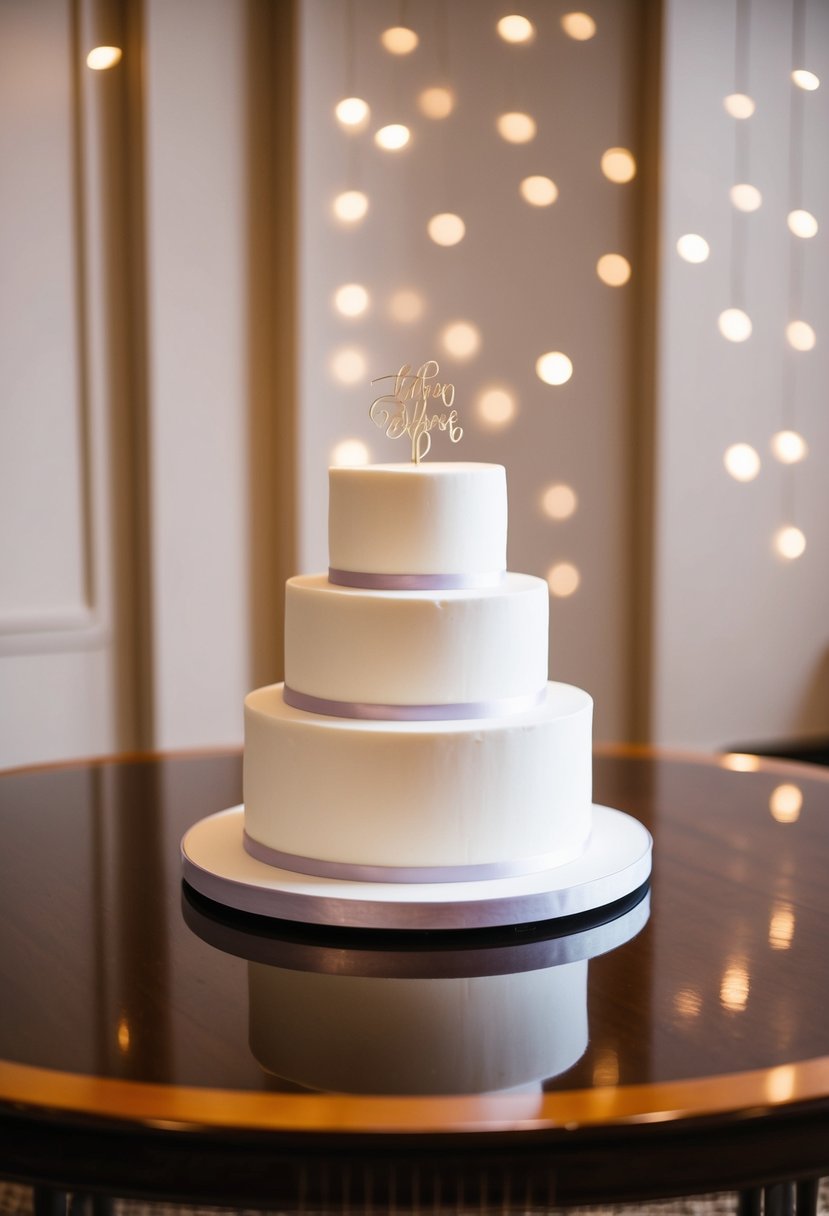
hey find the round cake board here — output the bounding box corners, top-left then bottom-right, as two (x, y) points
(181, 805), (652, 932)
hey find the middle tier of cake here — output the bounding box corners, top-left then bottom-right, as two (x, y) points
(284, 572), (549, 709)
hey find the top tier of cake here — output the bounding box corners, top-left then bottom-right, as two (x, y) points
(329, 462), (507, 578)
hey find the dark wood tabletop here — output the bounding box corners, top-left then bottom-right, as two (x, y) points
(1, 747), (828, 1211)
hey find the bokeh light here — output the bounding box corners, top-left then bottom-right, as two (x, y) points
(380, 25), (419, 54)
(418, 86), (455, 118)
(792, 69), (819, 91)
(596, 253), (631, 286)
(774, 525), (806, 560)
(723, 93), (756, 118)
(676, 233), (710, 263)
(333, 284), (369, 318)
(334, 97), (370, 129)
(496, 14), (535, 43)
(730, 183), (762, 212)
(771, 430), (808, 464)
(674, 988), (703, 1019)
(375, 123), (410, 151)
(592, 1048), (619, 1087)
(724, 443), (760, 482)
(601, 147), (636, 183)
(769, 902), (796, 951)
(786, 320), (816, 351)
(787, 209), (818, 238)
(720, 960), (750, 1012)
(770, 783), (803, 823)
(477, 387), (517, 428)
(496, 112), (537, 143)
(332, 190), (369, 224)
(541, 484), (577, 520)
(547, 562), (580, 597)
(765, 1066), (797, 1103)
(86, 46), (122, 69)
(389, 289), (424, 324)
(427, 212), (466, 246)
(721, 753), (760, 772)
(117, 1016), (131, 1052)
(520, 175), (558, 206)
(561, 12), (597, 40)
(440, 320), (481, 360)
(718, 308), (752, 342)
(536, 351), (573, 385)
(330, 347), (367, 385)
(331, 438), (370, 466)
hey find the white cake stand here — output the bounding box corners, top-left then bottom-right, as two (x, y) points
(181, 804), (652, 932)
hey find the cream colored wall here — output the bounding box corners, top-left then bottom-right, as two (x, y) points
(652, 0), (829, 749)
(142, 0), (253, 749)
(4, 0), (826, 766)
(0, 0), (292, 767)
(135, 0), (295, 751)
(297, 0), (649, 742)
(0, 0), (122, 768)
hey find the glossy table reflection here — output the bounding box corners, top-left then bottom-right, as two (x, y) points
(1, 748), (828, 1211)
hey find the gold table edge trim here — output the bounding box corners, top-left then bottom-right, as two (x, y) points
(2, 1057), (829, 1135)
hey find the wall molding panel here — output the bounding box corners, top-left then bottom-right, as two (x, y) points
(2, 0), (299, 765)
(0, 0), (103, 650)
(0, 0), (136, 763)
(0, 0), (114, 764)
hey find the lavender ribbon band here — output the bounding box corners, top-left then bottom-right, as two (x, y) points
(328, 568), (506, 590)
(242, 829), (590, 885)
(283, 685), (547, 722)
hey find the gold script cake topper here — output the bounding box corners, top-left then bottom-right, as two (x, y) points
(370, 360), (463, 463)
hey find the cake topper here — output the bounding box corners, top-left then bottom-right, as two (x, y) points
(370, 360), (463, 463)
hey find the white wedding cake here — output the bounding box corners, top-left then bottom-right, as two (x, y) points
(243, 461), (595, 884)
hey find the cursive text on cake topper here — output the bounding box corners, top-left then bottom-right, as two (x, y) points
(370, 360), (463, 463)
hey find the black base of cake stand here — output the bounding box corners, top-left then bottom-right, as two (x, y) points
(182, 879), (651, 971)
(180, 805), (652, 932)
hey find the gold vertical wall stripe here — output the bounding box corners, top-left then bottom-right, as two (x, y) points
(69, 0), (96, 619)
(76, 0), (154, 750)
(247, 0), (297, 687)
(121, 0), (155, 749)
(628, 0), (664, 744)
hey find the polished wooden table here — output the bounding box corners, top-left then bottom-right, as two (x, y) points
(1, 748), (828, 1213)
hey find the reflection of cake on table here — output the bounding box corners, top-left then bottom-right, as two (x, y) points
(182, 888), (650, 1096)
(249, 957), (588, 1095)
(244, 462), (594, 882)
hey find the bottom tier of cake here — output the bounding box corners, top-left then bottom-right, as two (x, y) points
(243, 681), (593, 880)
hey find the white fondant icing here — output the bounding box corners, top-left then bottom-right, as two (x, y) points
(329, 462), (507, 576)
(284, 573), (548, 706)
(243, 682), (593, 871)
(248, 959), (588, 1094)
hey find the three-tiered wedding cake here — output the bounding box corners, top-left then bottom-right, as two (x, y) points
(243, 461), (594, 884)
(181, 442), (651, 929)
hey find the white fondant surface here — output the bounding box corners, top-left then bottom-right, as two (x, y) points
(329, 463), (507, 576)
(244, 682), (593, 870)
(180, 804), (653, 929)
(248, 959), (588, 1094)
(284, 573), (549, 706)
